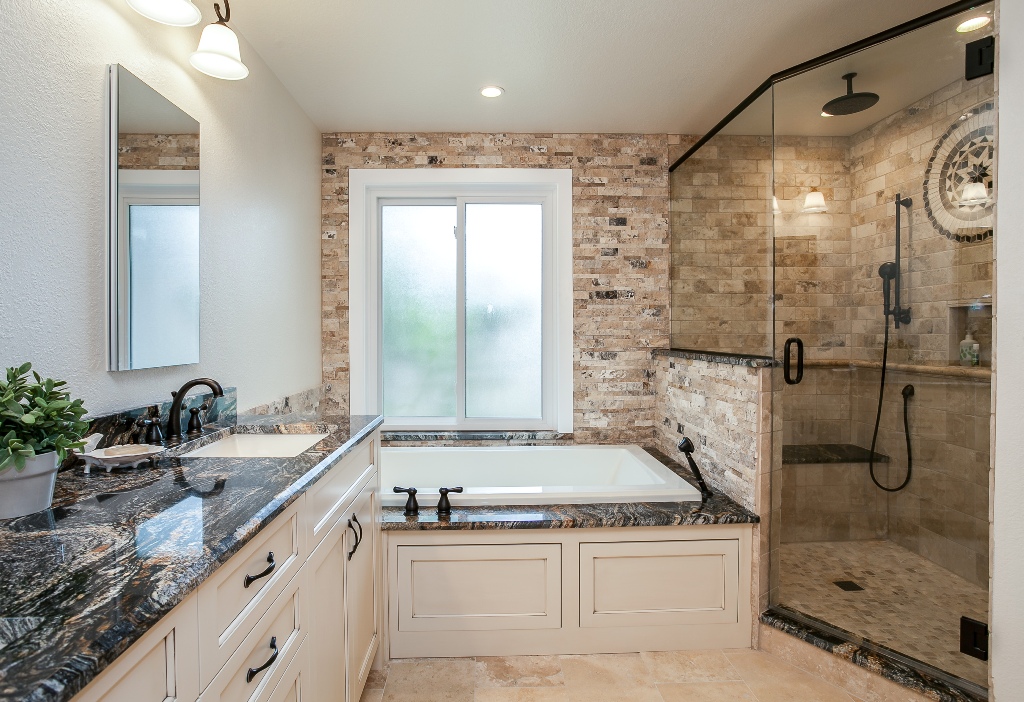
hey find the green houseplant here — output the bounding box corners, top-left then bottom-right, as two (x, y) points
(0, 363), (88, 519)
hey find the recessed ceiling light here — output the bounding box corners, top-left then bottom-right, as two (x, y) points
(480, 86), (504, 98)
(956, 16), (991, 33)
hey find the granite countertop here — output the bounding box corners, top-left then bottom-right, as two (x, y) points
(382, 447), (759, 530)
(0, 414), (383, 702)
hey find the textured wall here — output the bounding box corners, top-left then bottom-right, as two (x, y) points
(668, 135), (772, 354)
(0, 0), (323, 415)
(118, 132), (199, 170)
(321, 132), (671, 443)
(849, 75), (995, 367)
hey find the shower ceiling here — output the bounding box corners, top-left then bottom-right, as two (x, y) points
(723, 4), (994, 137)
(228, 0), (948, 134)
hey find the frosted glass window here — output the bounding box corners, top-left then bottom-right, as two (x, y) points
(128, 204), (200, 369)
(382, 205), (458, 417)
(465, 204), (543, 418)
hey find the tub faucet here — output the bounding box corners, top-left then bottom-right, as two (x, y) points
(166, 378), (224, 446)
(677, 437), (714, 501)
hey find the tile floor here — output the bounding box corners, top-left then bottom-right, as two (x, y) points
(358, 649), (879, 702)
(779, 539), (988, 686)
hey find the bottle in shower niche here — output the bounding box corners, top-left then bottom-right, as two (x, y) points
(960, 331), (977, 367)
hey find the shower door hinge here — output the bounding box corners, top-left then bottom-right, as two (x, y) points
(960, 616), (989, 661)
(966, 36), (995, 81)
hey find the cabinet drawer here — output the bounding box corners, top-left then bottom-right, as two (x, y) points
(201, 573), (306, 702)
(307, 438), (373, 548)
(579, 539), (739, 628)
(263, 637), (310, 702)
(396, 543), (561, 632)
(199, 499), (304, 687)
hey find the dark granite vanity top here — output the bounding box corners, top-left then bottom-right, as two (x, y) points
(652, 347), (774, 368)
(0, 414), (382, 702)
(382, 447), (759, 530)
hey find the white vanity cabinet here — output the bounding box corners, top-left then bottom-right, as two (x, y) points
(70, 430), (381, 702)
(307, 467), (379, 702)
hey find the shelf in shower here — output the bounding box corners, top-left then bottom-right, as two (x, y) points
(782, 443), (889, 465)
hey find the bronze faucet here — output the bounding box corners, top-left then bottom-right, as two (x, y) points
(166, 378), (224, 445)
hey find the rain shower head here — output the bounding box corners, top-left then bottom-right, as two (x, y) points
(821, 73), (879, 116)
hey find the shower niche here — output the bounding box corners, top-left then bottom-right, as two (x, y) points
(670, 3), (995, 699)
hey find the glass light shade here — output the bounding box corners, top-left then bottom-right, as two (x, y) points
(802, 190), (827, 213)
(956, 16), (991, 33)
(959, 181), (990, 206)
(127, 0), (201, 26)
(189, 23), (249, 80)
(772, 196), (781, 215)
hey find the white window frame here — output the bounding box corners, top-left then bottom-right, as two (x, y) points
(349, 168), (573, 432)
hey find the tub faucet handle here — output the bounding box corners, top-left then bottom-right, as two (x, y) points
(393, 486), (419, 517)
(437, 486), (464, 516)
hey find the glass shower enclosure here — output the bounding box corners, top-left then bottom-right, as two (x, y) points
(670, 3), (995, 697)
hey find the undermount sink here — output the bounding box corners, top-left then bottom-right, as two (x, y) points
(181, 433), (329, 458)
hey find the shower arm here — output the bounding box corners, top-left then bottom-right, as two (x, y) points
(892, 194), (913, 328)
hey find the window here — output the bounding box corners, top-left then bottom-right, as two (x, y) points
(349, 169), (572, 431)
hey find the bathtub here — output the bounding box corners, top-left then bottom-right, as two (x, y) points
(379, 444), (702, 506)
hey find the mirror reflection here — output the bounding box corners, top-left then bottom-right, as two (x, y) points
(108, 65), (200, 371)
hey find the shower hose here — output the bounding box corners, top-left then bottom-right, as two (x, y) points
(868, 321), (915, 492)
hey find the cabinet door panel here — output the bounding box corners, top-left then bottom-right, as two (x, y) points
(345, 477), (378, 702)
(307, 497), (351, 702)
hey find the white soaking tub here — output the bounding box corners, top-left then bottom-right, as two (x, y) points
(379, 444), (701, 506)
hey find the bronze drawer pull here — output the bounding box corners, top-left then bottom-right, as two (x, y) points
(243, 552), (276, 588)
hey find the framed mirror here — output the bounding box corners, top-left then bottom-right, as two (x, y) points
(106, 65), (200, 371)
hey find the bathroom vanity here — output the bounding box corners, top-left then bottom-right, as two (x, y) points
(0, 415), (383, 702)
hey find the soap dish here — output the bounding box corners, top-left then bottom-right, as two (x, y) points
(79, 443), (166, 473)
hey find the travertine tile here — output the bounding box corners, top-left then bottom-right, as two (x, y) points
(475, 656), (564, 688)
(360, 688), (385, 702)
(725, 650), (857, 702)
(473, 689), (571, 702)
(383, 658), (475, 702)
(557, 653), (651, 690)
(639, 650), (741, 683)
(656, 681), (757, 701)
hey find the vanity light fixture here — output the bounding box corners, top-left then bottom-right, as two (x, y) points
(480, 86), (504, 98)
(802, 188), (828, 213)
(956, 15), (991, 33)
(126, 0), (202, 26)
(189, 0), (249, 80)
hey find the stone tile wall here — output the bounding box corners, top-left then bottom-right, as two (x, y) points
(118, 133), (199, 170)
(849, 75), (995, 367)
(321, 133), (674, 444)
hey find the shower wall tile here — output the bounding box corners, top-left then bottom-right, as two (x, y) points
(321, 132), (687, 444)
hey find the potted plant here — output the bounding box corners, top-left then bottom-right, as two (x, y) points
(0, 363), (88, 519)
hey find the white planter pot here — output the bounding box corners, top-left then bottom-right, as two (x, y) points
(0, 451), (59, 519)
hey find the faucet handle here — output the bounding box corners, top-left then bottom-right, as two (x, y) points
(437, 486), (464, 516)
(186, 403), (209, 437)
(393, 487), (419, 517)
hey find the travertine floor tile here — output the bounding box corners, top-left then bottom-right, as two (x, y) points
(475, 656), (564, 688)
(383, 658), (475, 702)
(725, 651), (857, 702)
(360, 688), (385, 702)
(640, 650), (741, 683)
(474, 689), (571, 702)
(656, 681), (757, 701)
(557, 653), (651, 689)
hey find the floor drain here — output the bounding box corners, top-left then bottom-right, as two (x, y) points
(833, 580), (865, 591)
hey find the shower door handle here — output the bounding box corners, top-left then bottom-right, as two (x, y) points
(784, 337), (804, 385)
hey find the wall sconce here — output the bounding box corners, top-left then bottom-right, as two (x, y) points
(959, 180), (991, 207)
(190, 0), (249, 80)
(126, 0), (202, 26)
(802, 188), (828, 213)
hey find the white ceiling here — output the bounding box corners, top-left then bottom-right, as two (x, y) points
(230, 0), (956, 135)
(118, 66), (199, 133)
(724, 2), (995, 137)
